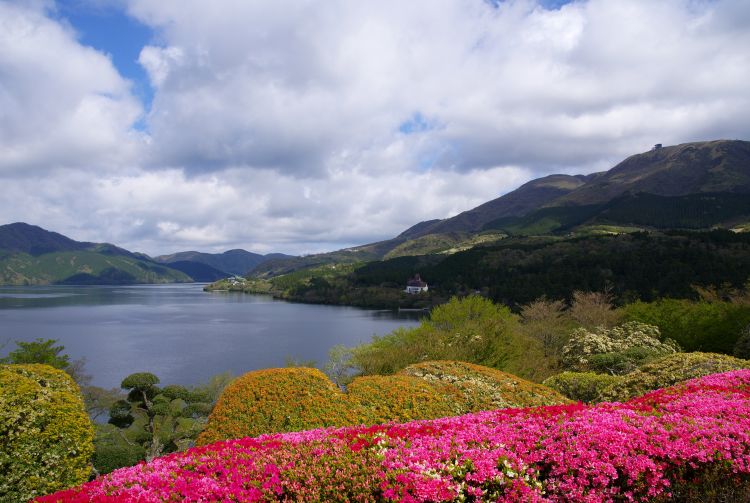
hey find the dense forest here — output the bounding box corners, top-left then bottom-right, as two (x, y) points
(255, 230), (750, 308)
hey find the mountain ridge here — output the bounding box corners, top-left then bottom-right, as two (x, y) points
(154, 249), (294, 276)
(251, 139), (750, 277)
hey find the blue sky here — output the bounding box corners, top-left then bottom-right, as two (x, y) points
(54, 1), (154, 116)
(1, 0), (749, 255)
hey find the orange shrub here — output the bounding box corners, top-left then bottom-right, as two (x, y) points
(347, 375), (463, 424)
(399, 360), (570, 411)
(197, 368), (360, 445)
(200, 361), (570, 445)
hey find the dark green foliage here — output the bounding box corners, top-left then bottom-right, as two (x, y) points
(483, 192), (750, 235)
(542, 372), (622, 403)
(108, 399), (134, 428)
(92, 424), (145, 475)
(121, 372), (160, 390)
(344, 230), (750, 308)
(587, 347), (668, 375)
(734, 325), (750, 360)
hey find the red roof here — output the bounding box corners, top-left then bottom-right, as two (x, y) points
(407, 274), (427, 287)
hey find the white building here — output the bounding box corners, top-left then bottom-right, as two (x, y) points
(405, 274), (428, 294)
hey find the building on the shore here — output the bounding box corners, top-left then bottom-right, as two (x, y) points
(405, 274), (428, 294)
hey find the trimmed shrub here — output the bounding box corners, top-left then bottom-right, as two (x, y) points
(399, 360), (570, 410)
(598, 352), (750, 402)
(200, 361), (570, 445)
(543, 371), (622, 403)
(197, 367), (359, 445)
(0, 364), (94, 502)
(347, 375), (464, 423)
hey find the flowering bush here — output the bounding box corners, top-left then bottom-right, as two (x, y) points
(0, 364), (94, 502)
(38, 370), (750, 502)
(561, 321), (679, 372)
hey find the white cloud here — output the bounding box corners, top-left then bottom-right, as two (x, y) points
(0, 1), (144, 174)
(1, 0), (749, 255)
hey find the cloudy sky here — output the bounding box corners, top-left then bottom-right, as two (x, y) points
(1, 0), (749, 256)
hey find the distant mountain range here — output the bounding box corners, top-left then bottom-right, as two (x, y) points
(0, 223), (291, 285)
(254, 140), (750, 277)
(154, 249), (292, 278)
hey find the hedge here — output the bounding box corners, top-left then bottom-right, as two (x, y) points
(399, 360), (570, 410)
(0, 364), (94, 502)
(196, 367), (359, 445)
(199, 362), (570, 446)
(597, 351), (750, 402)
(347, 375), (463, 424)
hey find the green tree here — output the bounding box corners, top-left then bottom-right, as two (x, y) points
(1, 338), (70, 369)
(107, 372), (214, 465)
(351, 296), (548, 380)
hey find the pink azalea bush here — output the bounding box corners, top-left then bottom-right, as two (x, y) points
(38, 370), (750, 502)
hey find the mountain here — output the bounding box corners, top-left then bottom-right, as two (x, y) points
(554, 140), (750, 206)
(250, 139), (750, 278)
(161, 261), (230, 282)
(483, 141), (750, 235)
(0, 223), (191, 286)
(155, 249), (293, 276)
(399, 174), (590, 239)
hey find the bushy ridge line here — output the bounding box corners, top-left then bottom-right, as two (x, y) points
(38, 370), (750, 502)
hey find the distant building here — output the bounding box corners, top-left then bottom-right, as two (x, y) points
(653, 143), (663, 150)
(405, 274), (428, 294)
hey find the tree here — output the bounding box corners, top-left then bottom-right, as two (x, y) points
(109, 372), (213, 462)
(323, 345), (356, 387)
(1, 338), (70, 369)
(520, 297), (571, 361)
(568, 291), (621, 329)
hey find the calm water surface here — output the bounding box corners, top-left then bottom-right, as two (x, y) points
(0, 284), (420, 388)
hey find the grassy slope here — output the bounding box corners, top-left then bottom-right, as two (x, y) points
(0, 251), (191, 285)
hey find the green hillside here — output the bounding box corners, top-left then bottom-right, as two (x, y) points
(483, 192), (750, 235)
(0, 223), (191, 285)
(0, 251), (190, 286)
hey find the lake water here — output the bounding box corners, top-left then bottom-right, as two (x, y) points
(0, 284), (421, 389)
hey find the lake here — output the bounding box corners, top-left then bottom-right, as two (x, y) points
(0, 284), (421, 389)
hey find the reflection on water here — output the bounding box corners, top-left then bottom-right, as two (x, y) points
(0, 284), (419, 388)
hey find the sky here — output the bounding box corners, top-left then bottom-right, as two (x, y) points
(1, 0), (749, 256)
